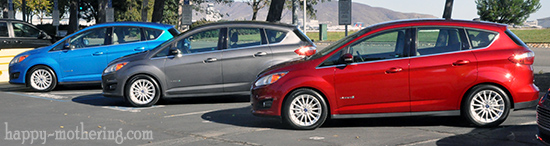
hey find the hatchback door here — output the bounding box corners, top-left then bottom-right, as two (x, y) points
(221, 27), (272, 92)
(56, 27), (109, 82)
(163, 28), (223, 94)
(409, 27), (477, 112)
(334, 29), (411, 114)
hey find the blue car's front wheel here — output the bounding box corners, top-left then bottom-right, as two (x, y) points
(27, 66), (57, 92)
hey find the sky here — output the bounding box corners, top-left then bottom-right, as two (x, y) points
(355, 0), (549, 21)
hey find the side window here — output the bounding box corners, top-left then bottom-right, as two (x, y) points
(12, 22), (40, 37)
(0, 22), (8, 37)
(349, 29), (406, 63)
(416, 28), (464, 55)
(144, 28), (163, 40)
(265, 29), (287, 44)
(112, 27), (142, 44)
(467, 29), (497, 48)
(69, 28), (107, 49)
(185, 29), (220, 53)
(228, 28), (262, 49)
(320, 50), (343, 67)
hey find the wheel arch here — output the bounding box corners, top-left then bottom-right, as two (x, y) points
(123, 73), (164, 99)
(25, 64), (58, 87)
(460, 82), (514, 111)
(281, 87), (332, 119)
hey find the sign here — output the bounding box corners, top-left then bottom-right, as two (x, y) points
(338, 0), (352, 25)
(106, 8), (115, 22)
(52, 10), (60, 26)
(182, 5), (192, 25)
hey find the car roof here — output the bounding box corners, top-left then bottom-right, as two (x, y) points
(189, 21), (298, 31)
(84, 22), (175, 30)
(365, 18), (508, 32)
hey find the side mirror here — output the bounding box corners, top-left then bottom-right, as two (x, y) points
(169, 47), (181, 56)
(38, 31), (52, 40)
(342, 53), (354, 64)
(63, 43), (73, 50)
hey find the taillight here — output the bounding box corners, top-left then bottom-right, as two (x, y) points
(509, 52), (534, 65)
(294, 45), (316, 56)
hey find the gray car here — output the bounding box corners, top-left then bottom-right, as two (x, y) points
(102, 21), (315, 107)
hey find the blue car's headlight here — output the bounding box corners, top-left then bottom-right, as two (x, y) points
(254, 72), (288, 87)
(9, 55), (29, 65)
(104, 62), (128, 74)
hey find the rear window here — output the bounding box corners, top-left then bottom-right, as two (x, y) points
(505, 29), (527, 47)
(265, 29), (287, 44)
(466, 29), (497, 48)
(144, 28), (163, 40)
(293, 29), (313, 44)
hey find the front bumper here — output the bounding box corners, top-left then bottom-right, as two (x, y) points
(101, 72), (124, 98)
(250, 85), (284, 117)
(537, 90), (550, 143)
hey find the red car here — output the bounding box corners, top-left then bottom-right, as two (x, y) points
(251, 19), (539, 130)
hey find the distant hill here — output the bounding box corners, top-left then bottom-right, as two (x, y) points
(193, 1), (437, 26)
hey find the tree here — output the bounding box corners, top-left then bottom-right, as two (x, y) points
(476, 0), (541, 25)
(151, 0), (164, 23)
(284, 0), (330, 19)
(27, 0), (52, 24)
(246, 0), (269, 21)
(266, 0), (284, 22)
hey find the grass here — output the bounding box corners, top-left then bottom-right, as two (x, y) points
(307, 29), (550, 43)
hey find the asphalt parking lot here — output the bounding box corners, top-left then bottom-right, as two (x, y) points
(0, 48), (549, 145)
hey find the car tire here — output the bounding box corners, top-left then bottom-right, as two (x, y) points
(282, 88), (328, 130)
(27, 66), (57, 92)
(124, 75), (160, 107)
(462, 85), (510, 127)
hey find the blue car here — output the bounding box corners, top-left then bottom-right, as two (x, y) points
(8, 22), (179, 91)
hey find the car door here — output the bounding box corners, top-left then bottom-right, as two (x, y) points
(10, 21), (51, 48)
(0, 21), (12, 49)
(409, 27), (477, 112)
(221, 27), (272, 92)
(56, 27), (109, 82)
(106, 26), (150, 62)
(334, 29), (411, 114)
(163, 28), (223, 94)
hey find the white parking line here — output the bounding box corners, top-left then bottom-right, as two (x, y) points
(164, 110), (216, 118)
(5, 92), (68, 102)
(519, 121), (537, 125)
(102, 105), (165, 112)
(398, 138), (440, 146)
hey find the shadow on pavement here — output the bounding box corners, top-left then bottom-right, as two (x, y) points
(436, 125), (545, 146)
(71, 94), (126, 106)
(201, 106), (289, 129)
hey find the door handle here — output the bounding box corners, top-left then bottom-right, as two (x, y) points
(453, 60), (470, 66)
(253, 52), (268, 57)
(203, 58), (218, 63)
(2, 40), (8, 44)
(385, 67), (403, 74)
(13, 40), (22, 44)
(134, 47), (145, 51)
(92, 52), (104, 56)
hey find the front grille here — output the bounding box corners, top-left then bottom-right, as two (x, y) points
(538, 106), (550, 130)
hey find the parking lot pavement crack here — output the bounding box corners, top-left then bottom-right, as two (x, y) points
(407, 127), (458, 135)
(189, 134), (263, 146)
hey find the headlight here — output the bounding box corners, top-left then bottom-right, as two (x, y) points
(104, 62), (128, 74)
(254, 72), (288, 87)
(9, 55), (29, 65)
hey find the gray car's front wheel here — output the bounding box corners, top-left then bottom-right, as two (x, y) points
(125, 75), (160, 107)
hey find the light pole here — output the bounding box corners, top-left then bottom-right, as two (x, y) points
(303, 0), (306, 34)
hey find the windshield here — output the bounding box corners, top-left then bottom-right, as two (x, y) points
(308, 29), (367, 60)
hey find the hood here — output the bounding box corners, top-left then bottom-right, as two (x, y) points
(109, 50), (149, 65)
(258, 57), (307, 76)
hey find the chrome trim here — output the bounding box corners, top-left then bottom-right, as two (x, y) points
(331, 110), (460, 119)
